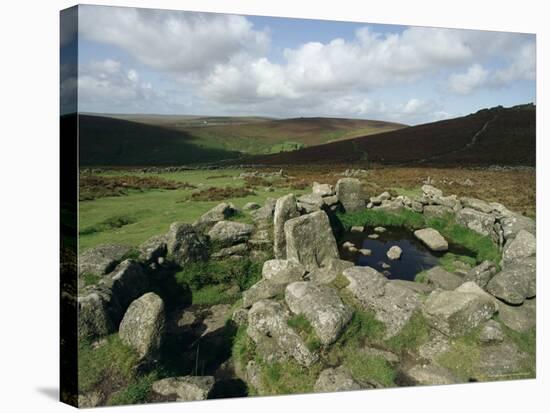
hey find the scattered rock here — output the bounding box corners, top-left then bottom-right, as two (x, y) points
(312, 182), (335, 197)
(247, 300), (318, 366)
(387, 246), (403, 260)
(418, 331), (451, 362)
(242, 279), (285, 308)
(342, 241), (356, 249)
(251, 198), (276, 226)
(273, 194), (300, 259)
(381, 262), (391, 269)
(285, 282), (352, 345)
(359, 249), (372, 256)
(486, 257), (536, 304)
(151, 376), (215, 401)
(414, 228), (448, 252)
(194, 202), (237, 228)
(479, 320), (504, 343)
(460, 197), (493, 214)
(297, 193), (326, 209)
(374, 226), (387, 233)
(423, 266), (463, 290)
(350, 226), (364, 233)
(211, 243), (249, 259)
(336, 178), (366, 213)
(422, 287), (497, 337)
(166, 222), (208, 265)
(422, 184), (443, 199)
(464, 261), (498, 289)
(368, 233), (379, 239)
(422, 205), (454, 220)
(343, 266), (421, 338)
(285, 211), (339, 271)
(79, 244), (132, 276)
(119, 292), (165, 359)
(391, 279), (434, 294)
(262, 259), (306, 285)
(208, 221), (254, 247)
(314, 366), (361, 393)
(502, 229), (536, 264)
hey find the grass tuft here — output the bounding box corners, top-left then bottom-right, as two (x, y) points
(287, 314), (322, 352)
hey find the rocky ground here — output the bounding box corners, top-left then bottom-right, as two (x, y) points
(73, 176), (536, 407)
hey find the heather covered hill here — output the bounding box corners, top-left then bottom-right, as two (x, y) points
(250, 105), (535, 167)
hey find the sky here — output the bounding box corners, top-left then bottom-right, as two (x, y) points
(61, 5), (536, 125)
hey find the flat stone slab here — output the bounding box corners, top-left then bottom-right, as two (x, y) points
(414, 228), (448, 251)
(314, 366), (361, 393)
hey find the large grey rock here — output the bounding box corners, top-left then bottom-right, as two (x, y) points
(242, 279), (285, 308)
(312, 182), (335, 197)
(138, 235), (167, 263)
(79, 244), (132, 276)
(414, 228), (448, 251)
(273, 194), (300, 259)
(247, 300), (318, 366)
(390, 279), (434, 294)
(119, 292), (165, 359)
(433, 195), (461, 211)
(285, 282), (352, 345)
(422, 287), (497, 337)
(104, 259), (148, 310)
(424, 266), (463, 290)
(418, 331), (451, 363)
(307, 258), (354, 284)
(262, 259), (306, 285)
(500, 212), (535, 241)
(402, 364), (461, 386)
(464, 261), (498, 289)
(194, 202), (237, 228)
(151, 376), (214, 401)
(455, 208), (496, 238)
(314, 366), (361, 393)
(498, 299), (536, 333)
(343, 266), (421, 338)
(486, 257), (536, 304)
(336, 178), (366, 212)
(502, 229), (536, 264)
(208, 221), (254, 246)
(78, 285), (121, 339)
(285, 211), (339, 271)
(166, 222), (208, 265)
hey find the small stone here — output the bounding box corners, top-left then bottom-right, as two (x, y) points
(368, 233), (379, 239)
(351, 226), (364, 233)
(359, 249), (372, 256)
(386, 246), (402, 260)
(381, 262), (391, 269)
(479, 320), (505, 343)
(414, 228), (448, 251)
(374, 227), (387, 233)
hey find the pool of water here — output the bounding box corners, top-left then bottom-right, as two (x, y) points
(338, 226), (474, 281)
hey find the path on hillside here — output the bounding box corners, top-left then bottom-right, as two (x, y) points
(415, 115), (499, 164)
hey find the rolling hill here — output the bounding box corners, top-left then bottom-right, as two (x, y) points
(248, 104), (536, 167)
(78, 114), (405, 166)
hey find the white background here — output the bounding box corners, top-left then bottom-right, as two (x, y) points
(0, 0), (547, 411)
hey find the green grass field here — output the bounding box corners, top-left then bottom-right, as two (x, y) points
(79, 169), (308, 251)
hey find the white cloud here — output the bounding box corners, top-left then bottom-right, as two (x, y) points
(78, 59), (158, 111)
(79, 6), (269, 75)
(448, 64), (490, 94)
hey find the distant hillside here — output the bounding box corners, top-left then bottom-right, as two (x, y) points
(248, 104), (536, 167)
(79, 114), (405, 166)
(78, 115), (241, 166)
